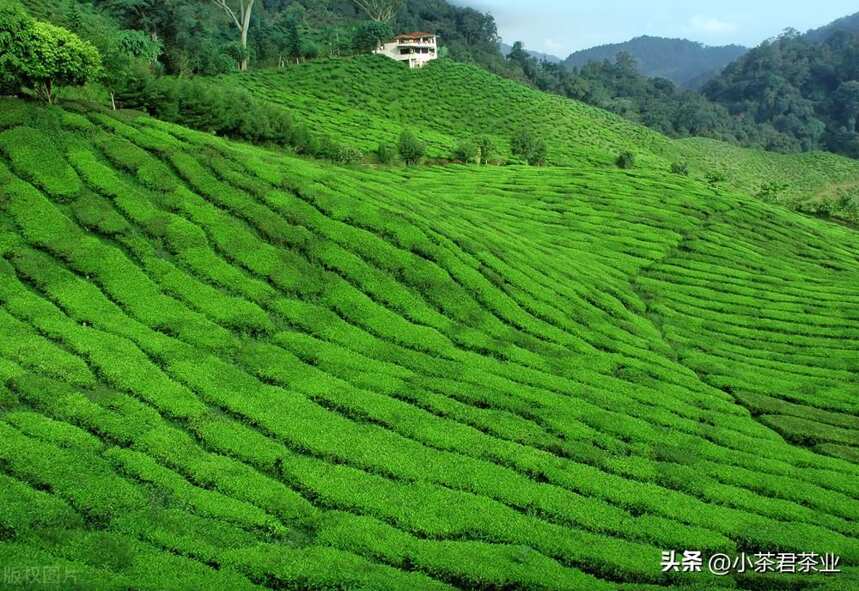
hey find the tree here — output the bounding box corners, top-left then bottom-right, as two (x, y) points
(616, 151), (636, 169)
(0, 0), (32, 95)
(100, 29), (161, 109)
(452, 139), (478, 163)
(278, 3), (305, 65)
(398, 129), (425, 165)
(353, 21), (393, 53)
(475, 135), (495, 165)
(15, 20), (101, 103)
(507, 41), (538, 81)
(351, 0), (402, 22)
(834, 81), (859, 134)
(283, 18), (301, 64)
(211, 0), (255, 71)
(670, 161), (689, 176)
(376, 142), (396, 164)
(511, 129), (547, 165)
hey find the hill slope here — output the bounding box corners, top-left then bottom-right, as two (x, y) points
(562, 36), (748, 88)
(231, 56), (859, 223)
(0, 97), (858, 589)
(806, 11), (859, 42)
(231, 56), (679, 167)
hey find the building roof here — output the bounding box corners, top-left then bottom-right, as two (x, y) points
(393, 32), (435, 40)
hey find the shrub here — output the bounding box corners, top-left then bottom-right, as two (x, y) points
(706, 170), (728, 185)
(115, 75), (306, 150)
(670, 161), (689, 176)
(511, 129), (547, 166)
(0, 126), (81, 199)
(756, 180), (788, 200)
(375, 142), (396, 164)
(616, 151), (636, 169)
(398, 129), (425, 165)
(289, 123), (320, 155)
(452, 139), (479, 164)
(320, 137), (363, 164)
(475, 135), (495, 165)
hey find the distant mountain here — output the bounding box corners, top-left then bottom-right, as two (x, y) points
(499, 42), (562, 64)
(805, 11), (859, 42)
(563, 36), (747, 89)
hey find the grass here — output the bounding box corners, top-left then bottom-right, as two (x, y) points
(0, 87), (857, 591)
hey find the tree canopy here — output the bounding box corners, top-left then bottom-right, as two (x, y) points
(704, 29), (859, 157)
(352, 0), (402, 23)
(0, 2), (101, 103)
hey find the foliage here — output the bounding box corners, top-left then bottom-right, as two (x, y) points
(352, 0), (403, 23)
(0, 126), (80, 199)
(109, 73), (356, 162)
(0, 0), (31, 95)
(1, 98), (859, 590)
(616, 151), (636, 169)
(99, 29), (162, 107)
(397, 128), (425, 164)
(563, 36), (747, 89)
(511, 128), (547, 165)
(670, 161), (689, 176)
(227, 55), (859, 221)
(353, 21), (394, 53)
(0, 5), (101, 103)
(320, 137), (364, 164)
(210, 0), (255, 71)
(375, 141), (397, 164)
(474, 135), (495, 164)
(507, 47), (793, 151)
(452, 139), (479, 163)
(704, 29), (859, 158)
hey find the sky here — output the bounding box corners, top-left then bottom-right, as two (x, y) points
(456, 0), (859, 57)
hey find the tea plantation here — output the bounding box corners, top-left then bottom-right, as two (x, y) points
(230, 56), (859, 223)
(0, 94), (857, 591)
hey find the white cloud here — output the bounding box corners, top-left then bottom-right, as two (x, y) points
(543, 38), (564, 53)
(689, 15), (738, 34)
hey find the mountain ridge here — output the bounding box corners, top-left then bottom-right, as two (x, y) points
(562, 35), (748, 88)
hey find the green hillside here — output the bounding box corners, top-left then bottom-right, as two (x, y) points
(232, 56), (859, 223)
(230, 55), (679, 166)
(0, 96), (858, 589)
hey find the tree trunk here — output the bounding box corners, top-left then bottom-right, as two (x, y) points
(239, 0), (254, 72)
(213, 0), (255, 71)
(110, 92), (117, 111)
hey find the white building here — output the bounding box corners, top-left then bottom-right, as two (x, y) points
(374, 32), (438, 69)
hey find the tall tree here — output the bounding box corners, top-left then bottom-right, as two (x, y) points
(100, 29), (160, 109)
(212, 0), (254, 70)
(834, 80), (859, 133)
(353, 20), (392, 53)
(351, 0), (401, 22)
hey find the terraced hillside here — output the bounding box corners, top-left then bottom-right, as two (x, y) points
(232, 56), (859, 222)
(232, 56), (680, 167)
(0, 98), (858, 590)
